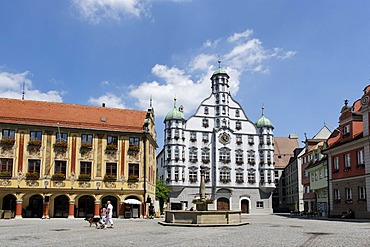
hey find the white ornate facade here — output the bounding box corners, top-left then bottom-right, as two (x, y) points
(157, 64), (275, 214)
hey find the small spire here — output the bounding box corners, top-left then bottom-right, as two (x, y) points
(22, 81), (25, 100)
(174, 96), (177, 108)
(218, 55), (221, 68)
(344, 99), (348, 106)
(149, 95), (152, 108)
(261, 104), (265, 116)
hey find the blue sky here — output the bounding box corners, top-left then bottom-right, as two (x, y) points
(0, 0), (369, 149)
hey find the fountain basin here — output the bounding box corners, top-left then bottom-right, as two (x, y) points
(159, 210), (248, 227)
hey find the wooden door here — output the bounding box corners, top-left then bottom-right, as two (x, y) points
(217, 198), (229, 211)
(241, 199), (249, 213)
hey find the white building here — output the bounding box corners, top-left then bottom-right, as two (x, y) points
(157, 64), (275, 214)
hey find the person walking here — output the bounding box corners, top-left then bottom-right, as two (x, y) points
(99, 204), (107, 229)
(105, 201), (114, 228)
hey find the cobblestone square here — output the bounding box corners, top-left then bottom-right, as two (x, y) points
(1, 214), (370, 247)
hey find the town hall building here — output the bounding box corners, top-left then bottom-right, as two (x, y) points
(157, 62), (275, 214)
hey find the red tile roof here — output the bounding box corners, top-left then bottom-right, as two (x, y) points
(0, 98), (147, 133)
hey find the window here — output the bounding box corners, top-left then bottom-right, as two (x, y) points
(236, 135), (242, 144)
(219, 148), (230, 163)
(333, 157), (339, 172)
(256, 201), (264, 208)
(174, 147), (180, 160)
(201, 149), (210, 163)
(259, 151), (264, 164)
(2, 129), (15, 140)
(345, 187), (352, 201)
(174, 129), (180, 139)
(248, 135), (254, 144)
(247, 150), (255, 164)
(107, 135), (118, 145)
(129, 137), (140, 147)
(267, 152), (272, 164)
(30, 131), (42, 141)
(236, 170), (243, 183)
(236, 151), (243, 164)
(235, 109), (240, 117)
(248, 171), (255, 183)
(174, 168), (179, 181)
(343, 125), (350, 135)
(56, 133), (68, 143)
(166, 147), (171, 159)
(215, 94), (220, 103)
(205, 170), (210, 182)
(129, 163), (139, 177)
(268, 171), (273, 183)
(359, 186), (366, 200)
(324, 168), (328, 177)
(28, 159), (40, 174)
(357, 149), (364, 167)
(216, 106), (220, 115)
(216, 119), (220, 128)
(222, 119), (227, 127)
(202, 118), (209, 128)
(80, 162), (92, 175)
(189, 170), (197, 182)
(259, 135), (264, 145)
(204, 106), (209, 115)
(344, 153), (351, 170)
(189, 148), (198, 162)
(319, 169), (322, 179)
(166, 167), (171, 181)
(260, 170), (265, 183)
(167, 129), (172, 139)
(334, 189), (340, 201)
(81, 134), (93, 145)
(0, 158), (13, 175)
(220, 168), (230, 182)
(266, 135), (271, 145)
(55, 160), (67, 175)
(202, 133), (209, 142)
(222, 106), (226, 115)
(190, 132), (197, 142)
(106, 163), (117, 177)
(236, 121), (241, 130)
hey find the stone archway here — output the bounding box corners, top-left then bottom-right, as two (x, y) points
(27, 195), (43, 218)
(77, 195), (94, 218)
(217, 197), (230, 211)
(241, 199), (250, 213)
(101, 195), (118, 218)
(2, 194), (16, 211)
(54, 195), (69, 218)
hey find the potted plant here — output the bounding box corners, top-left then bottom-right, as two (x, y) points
(0, 171), (11, 178)
(104, 174), (117, 181)
(29, 140), (42, 146)
(106, 143), (118, 150)
(51, 173), (66, 180)
(54, 142), (68, 149)
(0, 138), (15, 146)
(128, 145), (140, 153)
(127, 174), (138, 182)
(78, 173), (91, 181)
(26, 172), (39, 180)
(80, 143), (93, 149)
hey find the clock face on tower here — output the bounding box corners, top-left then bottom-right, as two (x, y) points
(219, 132), (231, 144)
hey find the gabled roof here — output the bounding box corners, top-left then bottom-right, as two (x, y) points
(274, 136), (299, 169)
(0, 98), (147, 132)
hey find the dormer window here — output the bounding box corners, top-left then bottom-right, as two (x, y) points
(236, 121), (242, 130)
(235, 109), (240, 117)
(216, 106), (220, 115)
(190, 132), (197, 142)
(215, 94), (220, 103)
(216, 119), (220, 128)
(343, 125), (350, 136)
(222, 106), (226, 115)
(204, 106), (209, 115)
(202, 118), (209, 128)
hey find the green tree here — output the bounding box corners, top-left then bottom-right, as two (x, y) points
(155, 179), (171, 214)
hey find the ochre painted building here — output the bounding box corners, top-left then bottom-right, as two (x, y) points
(0, 98), (157, 219)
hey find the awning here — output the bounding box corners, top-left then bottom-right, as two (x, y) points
(123, 199), (142, 205)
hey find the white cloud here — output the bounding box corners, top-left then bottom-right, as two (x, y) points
(88, 92), (126, 108)
(0, 70), (63, 102)
(90, 28), (296, 119)
(227, 29), (253, 43)
(72, 0), (145, 24)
